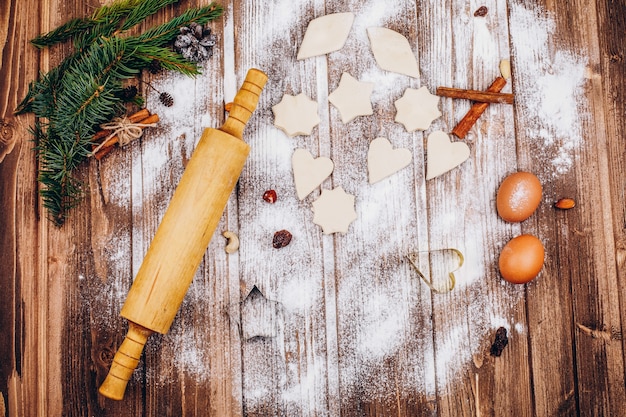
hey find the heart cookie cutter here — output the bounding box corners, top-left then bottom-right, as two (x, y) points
(406, 248), (464, 293)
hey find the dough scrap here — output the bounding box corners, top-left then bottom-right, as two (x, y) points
(272, 93), (320, 137)
(328, 72), (374, 123)
(367, 27), (419, 78)
(311, 187), (357, 234)
(292, 148), (334, 200)
(426, 131), (470, 180)
(367, 137), (412, 184)
(297, 12), (355, 60)
(394, 86), (441, 132)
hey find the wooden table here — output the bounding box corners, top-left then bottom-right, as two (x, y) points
(1, 0), (625, 416)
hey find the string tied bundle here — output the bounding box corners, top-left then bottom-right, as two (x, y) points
(91, 116), (158, 156)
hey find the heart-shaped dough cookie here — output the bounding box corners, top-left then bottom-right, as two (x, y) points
(367, 137), (412, 184)
(426, 131), (470, 180)
(292, 148), (334, 200)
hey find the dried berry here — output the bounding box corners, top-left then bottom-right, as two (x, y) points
(490, 327), (509, 357)
(159, 92), (174, 107)
(263, 189), (277, 203)
(272, 230), (292, 249)
(474, 6), (488, 17)
(554, 198), (576, 210)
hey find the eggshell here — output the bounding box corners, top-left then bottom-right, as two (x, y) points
(496, 171), (542, 222)
(498, 234), (545, 284)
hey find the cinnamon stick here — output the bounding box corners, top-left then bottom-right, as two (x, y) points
(93, 128), (112, 142)
(451, 77), (507, 139)
(128, 108), (150, 123)
(92, 109), (150, 143)
(94, 114), (160, 160)
(436, 86), (514, 104)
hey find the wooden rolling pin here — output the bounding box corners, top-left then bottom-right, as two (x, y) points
(98, 68), (268, 400)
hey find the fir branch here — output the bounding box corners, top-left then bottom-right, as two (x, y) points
(125, 43), (200, 75)
(16, 54), (79, 115)
(18, 0), (224, 225)
(137, 3), (223, 46)
(73, 21), (120, 52)
(78, 37), (139, 82)
(32, 0), (146, 48)
(39, 166), (84, 225)
(91, 0), (145, 21)
(121, 0), (179, 31)
(31, 18), (96, 48)
(53, 76), (123, 142)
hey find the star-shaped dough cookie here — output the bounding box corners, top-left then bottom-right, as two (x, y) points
(394, 86), (441, 132)
(328, 72), (374, 123)
(272, 93), (321, 137)
(311, 187), (357, 234)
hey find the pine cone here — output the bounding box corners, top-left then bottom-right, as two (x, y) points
(174, 22), (217, 63)
(159, 92), (174, 107)
(149, 59), (163, 74)
(119, 85), (138, 101)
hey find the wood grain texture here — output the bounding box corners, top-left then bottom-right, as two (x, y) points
(0, 0), (625, 416)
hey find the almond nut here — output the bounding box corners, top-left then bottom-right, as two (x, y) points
(554, 198), (576, 210)
(499, 59), (512, 80)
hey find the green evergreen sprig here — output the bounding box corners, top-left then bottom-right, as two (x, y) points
(16, 0), (223, 226)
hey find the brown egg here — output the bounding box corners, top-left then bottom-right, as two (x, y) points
(498, 234), (545, 284)
(496, 171), (542, 222)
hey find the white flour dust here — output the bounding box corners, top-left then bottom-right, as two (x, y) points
(91, 0), (589, 411)
(509, 2), (589, 176)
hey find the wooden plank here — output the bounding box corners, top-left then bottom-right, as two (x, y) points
(595, 0), (626, 414)
(127, 1), (236, 415)
(0, 0), (54, 416)
(232, 0), (334, 415)
(419, 2), (534, 416)
(557, 0), (626, 415)
(0, 0), (23, 411)
(30, 0), (149, 410)
(48, 0), (146, 411)
(508, 1), (580, 415)
(323, 1), (434, 415)
(510, 0), (626, 416)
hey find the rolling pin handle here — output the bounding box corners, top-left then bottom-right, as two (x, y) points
(98, 322), (153, 400)
(220, 68), (268, 140)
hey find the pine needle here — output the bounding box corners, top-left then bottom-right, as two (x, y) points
(121, 0), (179, 30)
(137, 4), (224, 45)
(31, 18), (96, 48)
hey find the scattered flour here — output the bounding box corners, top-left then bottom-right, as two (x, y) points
(92, 0), (588, 412)
(509, 2), (589, 176)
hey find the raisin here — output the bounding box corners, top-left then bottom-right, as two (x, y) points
(490, 327), (509, 357)
(272, 230), (292, 248)
(474, 6), (488, 17)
